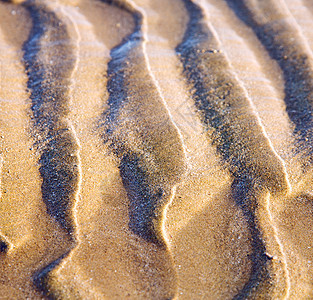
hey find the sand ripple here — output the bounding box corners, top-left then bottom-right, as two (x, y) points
(1, 0), (313, 299)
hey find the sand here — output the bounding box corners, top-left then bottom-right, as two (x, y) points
(0, 0), (313, 299)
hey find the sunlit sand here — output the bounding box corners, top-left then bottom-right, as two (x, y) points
(1, 0), (313, 299)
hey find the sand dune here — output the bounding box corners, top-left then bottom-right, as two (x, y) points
(1, 0), (313, 299)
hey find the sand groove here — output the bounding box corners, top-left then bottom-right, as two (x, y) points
(21, 0), (82, 296)
(202, 0), (295, 166)
(1, 0), (313, 298)
(176, 0), (290, 298)
(104, 0), (185, 242)
(0, 2), (74, 299)
(101, 0), (188, 298)
(23, 1), (79, 235)
(225, 0), (313, 162)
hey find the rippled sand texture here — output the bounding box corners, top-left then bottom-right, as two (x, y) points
(1, 0), (313, 299)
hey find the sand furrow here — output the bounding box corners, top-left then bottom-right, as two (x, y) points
(125, 0), (188, 248)
(103, 0), (186, 244)
(202, 0), (296, 172)
(225, 0), (313, 164)
(176, 0), (291, 298)
(23, 1), (79, 235)
(28, 1), (88, 298)
(29, 1), (119, 298)
(21, 0), (82, 296)
(0, 2), (73, 298)
(23, 1), (118, 297)
(100, 0), (189, 297)
(177, 0), (290, 195)
(210, 1), (313, 297)
(132, 0), (254, 298)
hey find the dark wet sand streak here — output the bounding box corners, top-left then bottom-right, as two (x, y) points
(0, 1), (76, 299)
(103, 0), (185, 244)
(22, 1), (80, 297)
(225, 0), (313, 162)
(23, 2), (79, 235)
(100, 0), (187, 298)
(203, 0), (295, 163)
(177, 0), (290, 298)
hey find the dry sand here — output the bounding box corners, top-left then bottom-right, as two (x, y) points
(0, 0), (313, 299)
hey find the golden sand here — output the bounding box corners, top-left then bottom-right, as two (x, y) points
(1, 0), (313, 299)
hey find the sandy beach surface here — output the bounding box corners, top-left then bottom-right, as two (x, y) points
(1, 0), (313, 298)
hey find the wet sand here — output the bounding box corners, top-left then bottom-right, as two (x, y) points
(1, 0), (313, 299)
